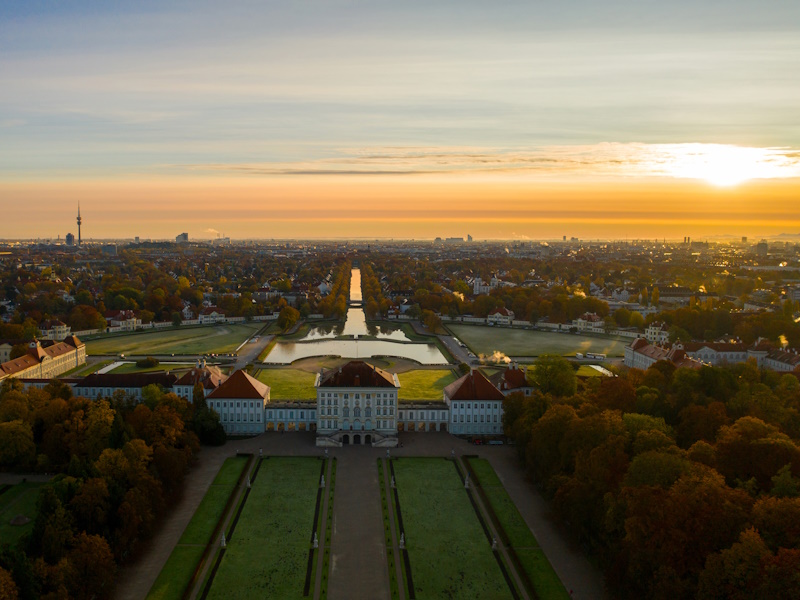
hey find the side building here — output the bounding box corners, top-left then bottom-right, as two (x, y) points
(0, 337), (86, 382)
(444, 369), (505, 436)
(206, 369), (270, 436)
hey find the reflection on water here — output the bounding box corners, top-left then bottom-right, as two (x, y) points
(263, 268), (448, 365)
(299, 309), (414, 341)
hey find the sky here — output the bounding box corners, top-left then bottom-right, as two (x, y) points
(1, 0), (799, 240)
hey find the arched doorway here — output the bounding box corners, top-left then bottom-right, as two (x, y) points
(353, 419), (362, 431)
(277, 423), (285, 432)
(354, 434), (361, 445)
(365, 434), (372, 445)
(342, 434), (350, 445)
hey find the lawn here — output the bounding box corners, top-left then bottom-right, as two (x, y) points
(111, 362), (194, 374)
(398, 369), (458, 401)
(0, 482), (45, 548)
(449, 324), (627, 358)
(146, 456), (248, 600)
(576, 365), (605, 377)
(467, 458), (570, 600)
(206, 457), (322, 600)
(393, 458), (513, 600)
(85, 323), (261, 356)
(255, 368), (318, 400)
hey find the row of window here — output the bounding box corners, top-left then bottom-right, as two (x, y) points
(399, 410), (448, 421)
(451, 401), (500, 411)
(453, 414), (499, 423)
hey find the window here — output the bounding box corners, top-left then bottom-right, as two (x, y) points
(365, 408), (371, 417)
(467, 415), (471, 423)
(355, 394), (360, 399)
(460, 415), (464, 423)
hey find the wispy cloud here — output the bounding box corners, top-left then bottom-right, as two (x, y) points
(181, 143), (800, 183)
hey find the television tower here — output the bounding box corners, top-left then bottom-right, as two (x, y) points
(76, 203), (82, 245)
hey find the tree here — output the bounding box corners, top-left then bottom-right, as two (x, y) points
(697, 528), (770, 600)
(64, 534), (116, 599)
(0, 567), (18, 600)
(0, 420), (36, 468)
(421, 309), (441, 332)
(531, 355), (576, 397)
(277, 306), (300, 331)
(9, 344), (28, 360)
(171, 312), (182, 327)
(651, 286), (660, 307)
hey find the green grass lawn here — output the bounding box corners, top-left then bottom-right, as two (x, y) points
(467, 458), (570, 600)
(86, 323), (261, 356)
(0, 482), (44, 548)
(449, 324), (627, 357)
(393, 458), (513, 600)
(207, 457), (322, 600)
(111, 362), (194, 374)
(62, 360), (112, 377)
(255, 369), (318, 400)
(398, 369), (457, 401)
(146, 456), (248, 600)
(576, 365), (605, 377)
(147, 546), (206, 600)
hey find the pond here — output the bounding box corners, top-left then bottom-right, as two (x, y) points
(262, 268), (449, 365)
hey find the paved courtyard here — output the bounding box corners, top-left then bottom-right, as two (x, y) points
(116, 432), (606, 600)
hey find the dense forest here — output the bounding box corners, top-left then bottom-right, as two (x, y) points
(0, 380), (223, 599)
(505, 357), (800, 599)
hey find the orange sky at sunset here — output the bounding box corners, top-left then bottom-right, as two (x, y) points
(2, 2), (799, 240)
(4, 175), (798, 241)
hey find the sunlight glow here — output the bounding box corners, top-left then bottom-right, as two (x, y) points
(648, 144), (800, 186)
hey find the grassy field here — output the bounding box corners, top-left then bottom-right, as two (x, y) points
(449, 324), (627, 358)
(86, 323), (261, 356)
(398, 369), (458, 401)
(576, 365), (605, 377)
(111, 362), (194, 374)
(467, 458), (570, 600)
(255, 369), (318, 400)
(207, 457), (322, 600)
(0, 482), (45, 548)
(393, 458), (513, 600)
(146, 456), (248, 600)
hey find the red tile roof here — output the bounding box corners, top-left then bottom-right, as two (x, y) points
(444, 370), (505, 401)
(489, 365), (530, 391)
(208, 369), (269, 400)
(318, 361), (398, 388)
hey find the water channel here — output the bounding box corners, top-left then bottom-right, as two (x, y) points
(262, 268), (448, 364)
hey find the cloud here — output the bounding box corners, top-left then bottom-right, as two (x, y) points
(179, 143), (800, 182)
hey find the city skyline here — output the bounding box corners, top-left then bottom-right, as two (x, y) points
(2, 1), (799, 239)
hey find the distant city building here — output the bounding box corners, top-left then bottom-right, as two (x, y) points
(102, 244), (117, 256)
(76, 203), (82, 245)
(444, 237), (464, 243)
(135, 236), (140, 244)
(66, 232), (75, 246)
(756, 240), (769, 256)
(742, 236), (748, 243)
(176, 232), (189, 243)
(467, 234), (473, 242)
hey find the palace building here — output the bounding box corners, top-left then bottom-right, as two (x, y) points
(0, 337), (85, 382)
(315, 361), (400, 447)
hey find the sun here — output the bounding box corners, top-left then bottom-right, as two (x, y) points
(656, 143), (796, 187)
